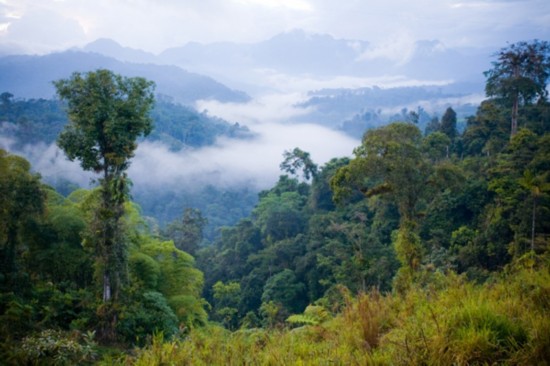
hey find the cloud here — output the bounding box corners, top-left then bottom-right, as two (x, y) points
(3, 7), (86, 53)
(130, 92), (359, 191)
(197, 92), (313, 124)
(3, 121), (358, 193)
(356, 32), (417, 65)
(234, 0), (313, 11)
(1, 0), (548, 54)
(128, 121), (358, 191)
(1, 94), (359, 193)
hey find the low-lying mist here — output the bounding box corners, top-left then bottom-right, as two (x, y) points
(1, 98), (359, 195)
(130, 121), (358, 192)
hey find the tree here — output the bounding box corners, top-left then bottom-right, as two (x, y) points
(331, 122), (430, 224)
(519, 171), (550, 252)
(54, 69), (154, 339)
(280, 147), (318, 181)
(331, 123), (438, 287)
(484, 40), (550, 138)
(0, 150), (45, 287)
(212, 281), (241, 329)
(440, 107), (457, 141)
(164, 208), (207, 256)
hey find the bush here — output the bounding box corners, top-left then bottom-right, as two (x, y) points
(12, 329), (97, 365)
(117, 291), (179, 345)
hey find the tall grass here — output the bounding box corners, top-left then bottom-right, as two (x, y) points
(111, 258), (550, 365)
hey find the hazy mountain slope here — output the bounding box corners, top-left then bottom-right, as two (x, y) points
(83, 38), (158, 64)
(159, 30), (491, 83)
(0, 51), (250, 104)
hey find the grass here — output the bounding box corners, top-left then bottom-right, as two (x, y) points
(108, 257), (550, 365)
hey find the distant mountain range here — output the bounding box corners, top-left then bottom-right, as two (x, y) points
(0, 30), (494, 141)
(0, 51), (250, 104)
(80, 30), (493, 91)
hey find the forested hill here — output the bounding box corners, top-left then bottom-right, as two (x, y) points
(0, 93), (252, 150)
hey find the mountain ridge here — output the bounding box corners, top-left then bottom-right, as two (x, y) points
(0, 51), (250, 104)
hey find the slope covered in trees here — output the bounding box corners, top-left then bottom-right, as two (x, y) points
(1, 40), (549, 364)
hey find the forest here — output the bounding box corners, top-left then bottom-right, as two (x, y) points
(1, 40), (549, 365)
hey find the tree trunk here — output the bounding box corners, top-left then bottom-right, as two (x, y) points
(531, 197), (536, 252)
(511, 94), (519, 138)
(103, 272), (111, 302)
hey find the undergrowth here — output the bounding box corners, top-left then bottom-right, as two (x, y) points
(108, 257), (550, 365)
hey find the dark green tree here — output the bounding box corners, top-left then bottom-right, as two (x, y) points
(280, 147), (318, 181)
(484, 40), (550, 137)
(0, 150), (45, 288)
(440, 107), (457, 141)
(54, 69), (154, 339)
(164, 208), (207, 256)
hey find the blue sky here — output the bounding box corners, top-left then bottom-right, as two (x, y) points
(0, 0), (549, 54)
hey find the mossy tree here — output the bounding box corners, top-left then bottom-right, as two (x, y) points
(54, 69), (155, 340)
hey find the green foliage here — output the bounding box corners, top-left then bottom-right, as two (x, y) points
(118, 291), (179, 345)
(137, 239), (207, 328)
(148, 97), (252, 150)
(120, 264), (550, 364)
(162, 208), (207, 256)
(55, 69), (155, 174)
(3, 40), (550, 363)
(0, 149), (45, 285)
(485, 40), (550, 137)
(129, 252), (161, 290)
(212, 280), (241, 329)
(262, 269), (306, 314)
(253, 186), (307, 242)
(12, 329), (97, 365)
(286, 305), (330, 326)
(167, 294), (208, 330)
(280, 147), (318, 181)
(440, 106), (458, 141)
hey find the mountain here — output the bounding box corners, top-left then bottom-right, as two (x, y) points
(83, 38), (158, 64)
(158, 30), (491, 85)
(73, 31), (492, 96)
(0, 51), (250, 104)
(160, 30), (371, 77)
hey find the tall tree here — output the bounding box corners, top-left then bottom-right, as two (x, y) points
(331, 122), (431, 287)
(54, 69), (154, 338)
(440, 107), (457, 142)
(484, 40), (550, 138)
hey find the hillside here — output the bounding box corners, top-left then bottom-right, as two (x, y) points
(0, 51), (250, 104)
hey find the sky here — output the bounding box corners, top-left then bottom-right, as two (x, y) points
(0, 0), (549, 55)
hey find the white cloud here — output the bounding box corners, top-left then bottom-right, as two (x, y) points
(0, 0), (548, 54)
(234, 0), (313, 11)
(128, 121), (358, 191)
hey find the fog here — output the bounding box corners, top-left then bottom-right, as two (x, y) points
(126, 92), (359, 191)
(129, 121), (358, 191)
(0, 96), (359, 193)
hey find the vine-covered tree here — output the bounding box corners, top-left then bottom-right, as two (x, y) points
(484, 40), (550, 137)
(54, 69), (155, 339)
